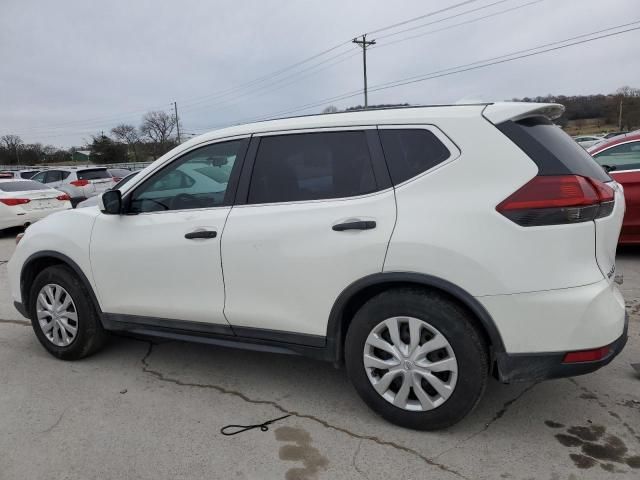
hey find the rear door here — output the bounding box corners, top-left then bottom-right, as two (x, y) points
(221, 128), (396, 340)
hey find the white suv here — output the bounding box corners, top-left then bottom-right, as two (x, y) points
(30, 167), (115, 206)
(8, 103), (628, 429)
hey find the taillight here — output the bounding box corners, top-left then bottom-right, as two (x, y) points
(0, 198), (31, 206)
(112, 177), (122, 182)
(56, 194), (71, 201)
(70, 179), (90, 187)
(497, 175), (615, 226)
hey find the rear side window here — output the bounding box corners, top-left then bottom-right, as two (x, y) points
(379, 129), (451, 184)
(44, 170), (63, 183)
(0, 181), (49, 192)
(78, 169), (110, 180)
(20, 171), (39, 179)
(248, 131), (376, 204)
(497, 116), (610, 182)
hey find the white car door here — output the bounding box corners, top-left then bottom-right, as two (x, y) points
(90, 138), (249, 326)
(221, 128), (396, 340)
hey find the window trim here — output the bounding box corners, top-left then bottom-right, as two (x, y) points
(235, 126), (391, 207)
(121, 136), (250, 215)
(376, 124), (460, 188)
(592, 139), (640, 173)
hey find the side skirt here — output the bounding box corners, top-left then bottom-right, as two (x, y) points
(102, 313), (332, 362)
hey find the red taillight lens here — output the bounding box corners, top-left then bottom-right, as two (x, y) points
(497, 175), (615, 226)
(56, 194), (71, 201)
(563, 346), (610, 363)
(112, 177), (122, 182)
(0, 198), (31, 206)
(70, 179), (89, 187)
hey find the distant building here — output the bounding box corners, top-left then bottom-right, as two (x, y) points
(72, 150), (91, 163)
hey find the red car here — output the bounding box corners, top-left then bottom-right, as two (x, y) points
(588, 132), (640, 244)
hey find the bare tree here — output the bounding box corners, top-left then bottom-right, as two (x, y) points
(111, 124), (140, 161)
(322, 105), (339, 114)
(1, 134), (23, 164)
(140, 111), (177, 158)
(616, 86), (640, 98)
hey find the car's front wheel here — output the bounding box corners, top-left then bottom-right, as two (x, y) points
(29, 265), (107, 360)
(345, 288), (488, 430)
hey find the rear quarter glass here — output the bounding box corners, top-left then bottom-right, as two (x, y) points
(496, 116), (611, 182)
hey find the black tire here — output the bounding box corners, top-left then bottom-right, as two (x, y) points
(345, 287), (488, 430)
(29, 265), (107, 360)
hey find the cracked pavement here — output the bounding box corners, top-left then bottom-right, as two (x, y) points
(0, 231), (638, 480)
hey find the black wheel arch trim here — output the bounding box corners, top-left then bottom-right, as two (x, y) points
(20, 250), (104, 317)
(327, 272), (507, 362)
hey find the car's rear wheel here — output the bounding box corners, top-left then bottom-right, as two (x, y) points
(29, 265), (107, 360)
(345, 288), (488, 430)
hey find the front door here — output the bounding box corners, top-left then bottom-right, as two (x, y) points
(90, 138), (248, 325)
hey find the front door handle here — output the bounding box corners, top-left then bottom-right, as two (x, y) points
(332, 220), (376, 232)
(185, 230), (217, 239)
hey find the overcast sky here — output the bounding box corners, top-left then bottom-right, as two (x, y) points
(1, 0), (638, 148)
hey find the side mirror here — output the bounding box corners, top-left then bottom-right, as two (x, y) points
(99, 190), (122, 214)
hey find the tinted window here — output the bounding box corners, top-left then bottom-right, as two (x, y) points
(248, 131), (376, 204)
(0, 181), (50, 192)
(78, 169), (110, 180)
(129, 140), (244, 213)
(594, 141), (640, 172)
(19, 170), (39, 179)
(31, 172), (46, 183)
(44, 171), (63, 183)
(379, 129), (450, 184)
(498, 117), (610, 182)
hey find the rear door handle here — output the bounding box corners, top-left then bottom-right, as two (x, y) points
(185, 230), (217, 239)
(332, 220), (376, 232)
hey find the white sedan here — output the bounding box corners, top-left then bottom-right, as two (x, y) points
(573, 135), (604, 149)
(0, 179), (71, 230)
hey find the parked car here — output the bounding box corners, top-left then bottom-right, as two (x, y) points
(8, 103), (627, 430)
(603, 131), (629, 139)
(0, 179), (71, 230)
(76, 171), (139, 208)
(107, 168), (131, 182)
(588, 131), (640, 244)
(573, 135), (604, 148)
(0, 169), (41, 180)
(30, 167), (114, 207)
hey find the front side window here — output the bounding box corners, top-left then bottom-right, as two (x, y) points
(248, 131), (376, 204)
(379, 129), (451, 185)
(594, 141), (640, 172)
(129, 140), (244, 213)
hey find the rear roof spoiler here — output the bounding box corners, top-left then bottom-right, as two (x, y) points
(483, 102), (565, 124)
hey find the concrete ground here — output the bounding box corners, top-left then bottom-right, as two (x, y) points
(0, 229), (638, 480)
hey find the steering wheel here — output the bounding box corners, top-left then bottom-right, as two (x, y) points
(170, 193), (202, 210)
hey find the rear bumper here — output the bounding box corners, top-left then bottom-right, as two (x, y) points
(495, 313), (628, 382)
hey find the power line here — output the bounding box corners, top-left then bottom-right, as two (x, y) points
(375, 0), (513, 40)
(225, 21), (640, 125)
(365, 0), (482, 35)
(13, 1), (496, 136)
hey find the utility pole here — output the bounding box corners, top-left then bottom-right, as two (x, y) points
(353, 34), (376, 108)
(618, 99), (623, 130)
(174, 101), (181, 144)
